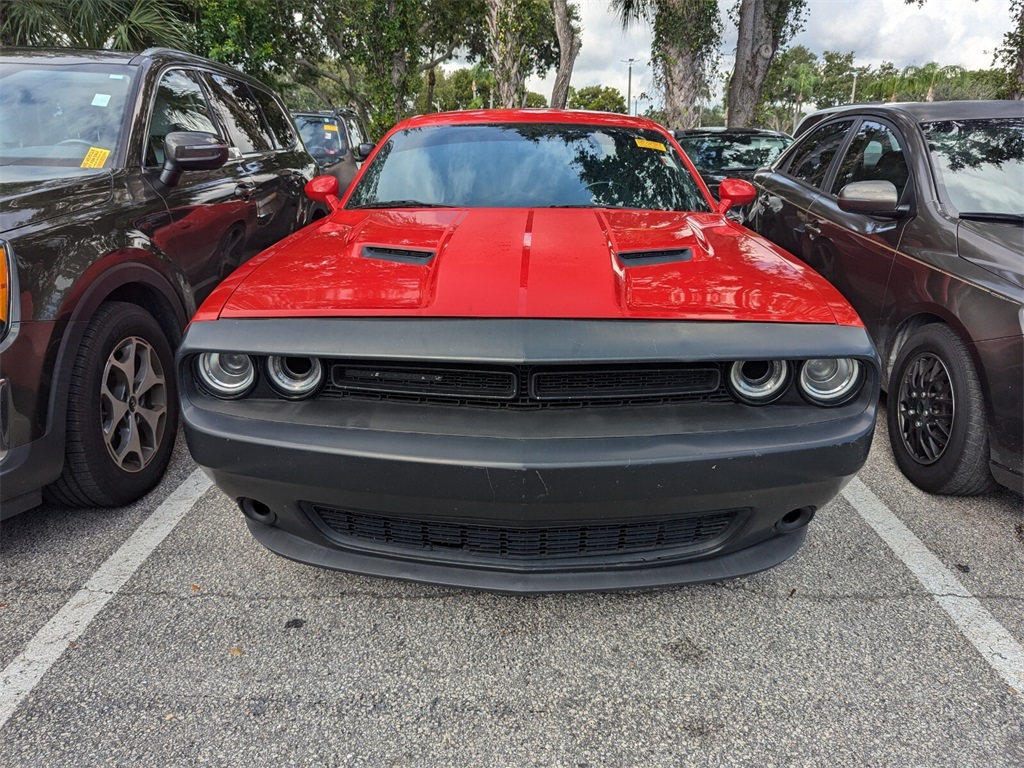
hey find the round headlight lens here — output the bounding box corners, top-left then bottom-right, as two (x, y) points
(799, 358), (863, 405)
(196, 353), (255, 399)
(727, 360), (790, 405)
(266, 355), (323, 399)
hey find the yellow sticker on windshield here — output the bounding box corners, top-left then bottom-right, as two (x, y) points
(324, 124), (339, 132)
(80, 147), (111, 169)
(635, 138), (666, 151)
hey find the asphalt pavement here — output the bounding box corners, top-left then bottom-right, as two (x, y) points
(1, 404), (1022, 767)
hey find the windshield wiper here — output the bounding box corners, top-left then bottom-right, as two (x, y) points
(348, 200), (453, 209)
(958, 211), (1024, 224)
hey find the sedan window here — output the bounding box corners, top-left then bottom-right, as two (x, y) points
(831, 121), (910, 200)
(784, 120), (854, 190)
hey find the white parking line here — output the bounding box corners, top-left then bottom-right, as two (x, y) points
(0, 469), (212, 730)
(842, 477), (1024, 694)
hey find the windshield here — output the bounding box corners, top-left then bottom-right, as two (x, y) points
(923, 117), (1024, 217)
(677, 133), (792, 173)
(346, 122), (711, 212)
(0, 62), (133, 180)
(295, 114), (349, 167)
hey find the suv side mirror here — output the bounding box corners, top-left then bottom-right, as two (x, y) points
(354, 142), (375, 162)
(837, 180), (909, 218)
(158, 131), (230, 187)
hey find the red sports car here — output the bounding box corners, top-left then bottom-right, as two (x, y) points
(179, 110), (879, 592)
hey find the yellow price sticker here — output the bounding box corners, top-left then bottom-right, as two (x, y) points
(80, 147), (111, 169)
(635, 138), (667, 152)
(324, 124), (339, 132)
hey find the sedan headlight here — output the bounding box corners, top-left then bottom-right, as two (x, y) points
(195, 353), (256, 399)
(266, 355), (323, 399)
(727, 360), (790, 405)
(798, 358), (863, 406)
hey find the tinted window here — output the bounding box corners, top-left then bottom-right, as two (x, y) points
(250, 87), (295, 149)
(785, 120), (854, 189)
(205, 73), (273, 154)
(347, 123), (711, 212)
(147, 69), (217, 166)
(831, 120), (909, 199)
(343, 113), (368, 151)
(924, 117), (1024, 216)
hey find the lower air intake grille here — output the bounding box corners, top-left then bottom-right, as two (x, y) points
(308, 506), (740, 562)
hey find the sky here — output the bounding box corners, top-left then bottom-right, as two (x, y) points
(525, 0), (1016, 111)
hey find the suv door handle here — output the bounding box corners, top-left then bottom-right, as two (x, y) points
(805, 221), (822, 240)
(234, 181), (257, 200)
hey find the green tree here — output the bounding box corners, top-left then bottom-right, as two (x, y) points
(0, 0), (189, 49)
(568, 84), (627, 112)
(486, 0), (560, 107)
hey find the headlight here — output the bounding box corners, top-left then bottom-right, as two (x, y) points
(798, 358), (863, 405)
(195, 353), (255, 399)
(727, 360), (790, 405)
(266, 356), (323, 399)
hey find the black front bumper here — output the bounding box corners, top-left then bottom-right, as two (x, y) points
(180, 317), (879, 592)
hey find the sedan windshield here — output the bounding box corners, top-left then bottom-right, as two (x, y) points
(347, 123), (711, 212)
(0, 63), (133, 180)
(923, 117), (1024, 218)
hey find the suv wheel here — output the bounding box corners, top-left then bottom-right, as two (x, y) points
(44, 302), (178, 507)
(886, 324), (997, 496)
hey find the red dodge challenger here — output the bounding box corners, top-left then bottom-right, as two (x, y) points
(178, 109), (879, 592)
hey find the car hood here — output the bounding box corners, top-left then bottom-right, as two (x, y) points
(0, 169), (113, 233)
(209, 208), (857, 324)
(957, 219), (1024, 292)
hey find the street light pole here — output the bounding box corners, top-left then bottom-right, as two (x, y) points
(622, 58), (637, 115)
(849, 70), (859, 103)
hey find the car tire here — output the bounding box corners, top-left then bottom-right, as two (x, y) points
(44, 302), (178, 507)
(886, 323), (997, 496)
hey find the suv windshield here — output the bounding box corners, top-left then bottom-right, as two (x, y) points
(0, 63), (133, 180)
(347, 122), (710, 211)
(295, 114), (349, 167)
(677, 133), (791, 173)
(924, 117), (1024, 217)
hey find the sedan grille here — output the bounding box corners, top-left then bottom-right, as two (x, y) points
(308, 505), (741, 564)
(323, 361), (728, 409)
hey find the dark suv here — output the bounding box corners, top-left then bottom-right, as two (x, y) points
(0, 47), (321, 516)
(292, 108), (373, 193)
(674, 127), (792, 198)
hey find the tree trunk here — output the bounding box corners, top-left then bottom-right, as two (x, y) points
(550, 0), (581, 109)
(662, 44), (704, 129)
(487, 0), (527, 108)
(727, 0), (802, 127)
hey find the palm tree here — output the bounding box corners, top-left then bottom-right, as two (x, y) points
(784, 62), (819, 132)
(1, 0), (188, 50)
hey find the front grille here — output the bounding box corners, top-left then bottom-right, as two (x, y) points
(308, 505), (740, 564)
(322, 361), (728, 409)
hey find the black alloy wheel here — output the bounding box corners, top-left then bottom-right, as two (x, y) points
(887, 323), (997, 496)
(45, 302), (179, 507)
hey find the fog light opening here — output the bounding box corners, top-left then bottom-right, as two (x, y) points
(240, 497), (276, 526)
(775, 506), (816, 533)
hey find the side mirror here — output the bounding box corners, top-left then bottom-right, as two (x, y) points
(354, 142), (375, 162)
(159, 131), (229, 187)
(305, 174), (342, 211)
(837, 180), (909, 218)
(716, 178), (757, 213)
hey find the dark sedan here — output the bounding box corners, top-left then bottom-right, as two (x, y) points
(749, 100), (1023, 495)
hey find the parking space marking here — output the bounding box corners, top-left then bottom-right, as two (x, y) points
(0, 469), (212, 730)
(842, 477), (1023, 694)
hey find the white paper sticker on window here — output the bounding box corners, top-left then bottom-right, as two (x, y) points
(92, 93), (111, 107)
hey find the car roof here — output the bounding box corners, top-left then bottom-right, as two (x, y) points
(674, 127), (791, 139)
(0, 46), (267, 82)
(795, 100), (1023, 137)
(393, 109), (668, 133)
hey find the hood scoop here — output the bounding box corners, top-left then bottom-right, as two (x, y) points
(617, 248), (693, 267)
(361, 245), (436, 264)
